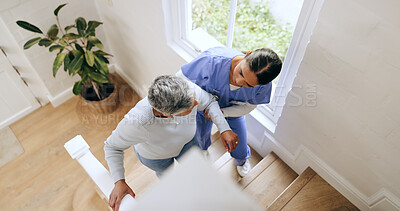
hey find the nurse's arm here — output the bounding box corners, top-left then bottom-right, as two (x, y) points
(175, 70), (239, 152)
(220, 101), (257, 117)
(188, 82), (239, 152)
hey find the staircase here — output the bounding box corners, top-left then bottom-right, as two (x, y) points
(68, 131), (360, 210)
(208, 132), (360, 211)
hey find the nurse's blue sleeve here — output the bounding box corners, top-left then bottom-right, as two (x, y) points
(181, 55), (212, 84)
(248, 83), (272, 105)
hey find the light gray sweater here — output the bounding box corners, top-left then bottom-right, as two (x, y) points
(104, 80), (231, 182)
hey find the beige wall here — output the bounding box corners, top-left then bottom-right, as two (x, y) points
(248, 0), (400, 209)
(0, 0), (106, 103)
(95, 0), (186, 97)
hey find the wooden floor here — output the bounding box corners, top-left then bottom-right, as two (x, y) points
(0, 74), (157, 210)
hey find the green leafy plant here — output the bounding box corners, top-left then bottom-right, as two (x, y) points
(16, 3), (112, 100)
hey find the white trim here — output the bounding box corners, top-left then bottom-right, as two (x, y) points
(226, 0), (238, 48)
(47, 64), (145, 107)
(249, 108), (277, 133)
(256, 0), (325, 129)
(187, 28), (224, 52)
(368, 189), (400, 210)
(0, 16), (50, 105)
(47, 87), (75, 108)
(112, 64), (147, 98)
(0, 106), (34, 129)
(162, 0), (199, 61)
(246, 125), (400, 210)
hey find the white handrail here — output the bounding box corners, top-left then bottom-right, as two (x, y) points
(64, 135), (136, 210)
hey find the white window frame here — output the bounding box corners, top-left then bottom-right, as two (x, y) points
(162, 0), (325, 133)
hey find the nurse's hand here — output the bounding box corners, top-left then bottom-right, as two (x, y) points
(220, 130), (239, 152)
(109, 179), (135, 211)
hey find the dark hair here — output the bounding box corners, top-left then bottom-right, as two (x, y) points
(245, 48), (282, 85)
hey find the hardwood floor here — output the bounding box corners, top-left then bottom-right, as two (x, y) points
(0, 74), (157, 210)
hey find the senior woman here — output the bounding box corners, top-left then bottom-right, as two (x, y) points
(104, 75), (239, 211)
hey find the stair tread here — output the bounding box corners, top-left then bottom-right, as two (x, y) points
(281, 174), (359, 211)
(267, 166), (316, 211)
(213, 151), (232, 170)
(124, 148), (159, 197)
(243, 157), (298, 208)
(207, 137), (227, 163)
(216, 147), (263, 182)
(239, 152), (278, 188)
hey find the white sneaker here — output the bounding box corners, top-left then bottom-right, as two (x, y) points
(202, 150), (209, 161)
(237, 160), (251, 177)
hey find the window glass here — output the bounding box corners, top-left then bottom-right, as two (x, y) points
(191, 0), (304, 86)
(233, 0), (302, 61)
(234, 0), (303, 86)
(191, 0), (230, 45)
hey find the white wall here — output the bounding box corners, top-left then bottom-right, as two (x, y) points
(95, 0), (186, 97)
(248, 0), (400, 210)
(0, 0), (107, 105)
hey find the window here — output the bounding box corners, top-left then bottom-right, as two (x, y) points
(163, 0), (325, 132)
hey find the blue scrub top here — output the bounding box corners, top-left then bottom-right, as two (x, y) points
(181, 47), (272, 108)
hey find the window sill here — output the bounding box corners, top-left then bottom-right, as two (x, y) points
(166, 41), (195, 63)
(166, 27), (224, 64)
(187, 28), (224, 52)
(249, 107), (277, 134)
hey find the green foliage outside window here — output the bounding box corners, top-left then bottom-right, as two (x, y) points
(192, 0), (293, 61)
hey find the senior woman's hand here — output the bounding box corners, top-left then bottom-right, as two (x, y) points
(220, 130), (239, 152)
(109, 179), (135, 211)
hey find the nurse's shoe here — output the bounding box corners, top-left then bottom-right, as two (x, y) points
(237, 160), (251, 177)
(202, 150), (210, 161)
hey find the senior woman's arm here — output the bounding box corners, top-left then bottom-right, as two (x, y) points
(104, 117), (148, 210)
(176, 70), (239, 152)
(104, 118), (148, 182)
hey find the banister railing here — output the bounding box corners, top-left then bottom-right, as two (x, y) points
(64, 135), (136, 210)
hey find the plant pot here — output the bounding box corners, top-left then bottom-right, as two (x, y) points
(78, 74), (119, 114)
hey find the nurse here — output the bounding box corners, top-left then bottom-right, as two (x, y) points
(179, 47), (282, 177)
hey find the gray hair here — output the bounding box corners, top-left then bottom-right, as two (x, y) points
(148, 75), (195, 115)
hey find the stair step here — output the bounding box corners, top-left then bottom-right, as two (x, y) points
(212, 151), (232, 170)
(208, 127), (264, 182)
(207, 137), (227, 163)
(215, 147), (263, 182)
(242, 157), (298, 208)
(278, 171), (359, 211)
(267, 167), (316, 211)
(239, 152), (278, 188)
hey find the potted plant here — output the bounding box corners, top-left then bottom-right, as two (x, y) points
(16, 3), (118, 113)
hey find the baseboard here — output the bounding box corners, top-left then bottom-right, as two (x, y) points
(111, 64), (146, 98)
(47, 87), (74, 108)
(247, 125), (400, 210)
(47, 64), (147, 108)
